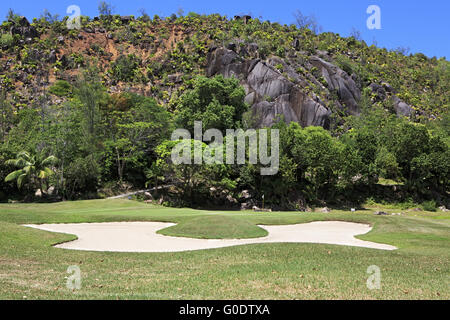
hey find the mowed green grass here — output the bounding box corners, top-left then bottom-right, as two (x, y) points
(0, 199), (449, 300)
(158, 215), (268, 239)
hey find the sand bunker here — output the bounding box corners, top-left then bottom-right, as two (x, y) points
(24, 221), (397, 252)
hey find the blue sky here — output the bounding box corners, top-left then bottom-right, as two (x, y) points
(1, 0), (448, 58)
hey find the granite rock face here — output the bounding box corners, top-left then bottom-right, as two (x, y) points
(309, 56), (361, 116)
(392, 96), (414, 117)
(207, 47), (332, 128)
(207, 45), (417, 128)
(368, 82), (414, 117)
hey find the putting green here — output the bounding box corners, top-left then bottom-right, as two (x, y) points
(157, 215), (269, 239)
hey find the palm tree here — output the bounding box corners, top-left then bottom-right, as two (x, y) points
(4, 151), (58, 195)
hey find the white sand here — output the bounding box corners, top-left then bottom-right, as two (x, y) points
(24, 221), (397, 252)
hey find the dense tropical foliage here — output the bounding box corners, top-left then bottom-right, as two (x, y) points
(0, 8), (448, 209)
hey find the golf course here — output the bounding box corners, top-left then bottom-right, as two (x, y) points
(0, 199), (448, 300)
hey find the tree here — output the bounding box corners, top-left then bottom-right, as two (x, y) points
(74, 68), (107, 146)
(279, 122), (359, 203)
(110, 54), (141, 82)
(155, 139), (234, 205)
(375, 146), (399, 180)
(138, 8), (150, 22)
(4, 151), (58, 194)
(175, 75), (248, 133)
(64, 155), (100, 200)
(350, 27), (362, 41)
(409, 136), (449, 196)
(342, 127), (379, 184)
(40, 9), (59, 24)
(294, 10), (321, 34)
(6, 8), (19, 22)
(388, 122), (430, 188)
(0, 90), (12, 141)
(42, 101), (86, 199)
(98, 1), (113, 17)
(102, 93), (172, 183)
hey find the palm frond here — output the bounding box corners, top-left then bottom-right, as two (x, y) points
(17, 173), (28, 188)
(5, 158), (31, 168)
(17, 151), (31, 160)
(43, 167), (54, 176)
(5, 159), (19, 166)
(23, 165), (34, 174)
(5, 169), (24, 182)
(41, 155), (58, 166)
(38, 170), (47, 179)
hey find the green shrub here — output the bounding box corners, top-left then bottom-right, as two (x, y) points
(49, 80), (72, 97)
(334, 55), (354, 75)
(398, 199), (416, 210)
(0, 33), (14, 48)
(69, 53), (85, 68)
(421, 200), (437, 212)
(110, 54), (141, 82)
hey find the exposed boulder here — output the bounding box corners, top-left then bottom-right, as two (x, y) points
(292, 38), (301, 50)
(242, 15), (252, 24)
(226, 42), (237, 52)
(206, 47), (332, 128)
(59, 55), (69, 68)
(47, 186), (55, 195)
(47, 50), (57, 63)
(168, 74), (182, 83)
(120, 16), (134, 24)
(240, 198), (258, 210)
(369, 83), (386, 101)
(368, 82), (413, 117)
(246, 43), (259, 55)
(381, 81), (396, 93)
(392, 96), (413, 117)
(226, 195), (238, 204)
(310, 56), (361, 115)
(241, 203), (251, 210)
(206, 47), (241, 76)
(144, 192), (153, 200)
(9, 16), (39, 38)
(240, 190), (251, 200)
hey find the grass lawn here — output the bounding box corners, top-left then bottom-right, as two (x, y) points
(0, 199), (449, 299)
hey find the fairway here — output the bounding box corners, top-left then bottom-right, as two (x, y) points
(0, 199), (449, 299)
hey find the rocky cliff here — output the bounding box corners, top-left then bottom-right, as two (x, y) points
(206, 43), (415, 128)
(0, 14), (445, 131)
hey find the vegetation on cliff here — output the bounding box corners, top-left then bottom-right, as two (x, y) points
(0, 9), (448, 209)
